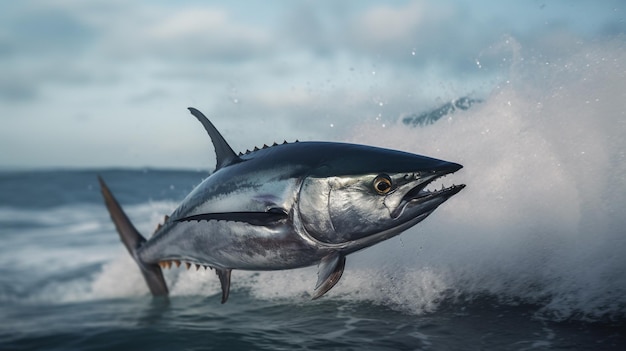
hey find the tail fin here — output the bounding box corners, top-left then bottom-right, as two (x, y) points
(98, 176), (169, 297)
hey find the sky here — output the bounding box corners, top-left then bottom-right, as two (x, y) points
(0, 0), (624, 169)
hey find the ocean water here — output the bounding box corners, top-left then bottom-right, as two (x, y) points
(3, 170), (625, 351)
(2, 42), (626, 350)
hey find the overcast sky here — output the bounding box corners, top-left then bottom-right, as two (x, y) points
(1, 0), (623, 169)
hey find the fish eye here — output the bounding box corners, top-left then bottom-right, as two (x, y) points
(373, 174), (392, 195)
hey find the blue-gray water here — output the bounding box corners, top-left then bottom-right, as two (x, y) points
(0, 169), (624, 350)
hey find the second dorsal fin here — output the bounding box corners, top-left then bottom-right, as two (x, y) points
(188, 107), (241, 171)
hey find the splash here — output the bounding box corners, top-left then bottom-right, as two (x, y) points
(343, 37), (626, 321)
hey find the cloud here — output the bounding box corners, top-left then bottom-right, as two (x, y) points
(0, 1), (274, 103)
(1, 0), (624, 168)
(347, 1), (495, 71)
(0, 74), (38, 102)
(0, 4), (96, 58)
(276, 1), (491, 74)
(352, 1), (427, 44)
(98, 6), (273, 62)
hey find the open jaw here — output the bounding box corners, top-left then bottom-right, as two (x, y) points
(390, 171), (465, 219)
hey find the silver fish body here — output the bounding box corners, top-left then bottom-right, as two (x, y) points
(99, 108), (465, 303)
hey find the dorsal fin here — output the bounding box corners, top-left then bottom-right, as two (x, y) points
(188, 107), (241, 171)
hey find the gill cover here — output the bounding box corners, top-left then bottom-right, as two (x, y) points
(299, 175), (393, 244)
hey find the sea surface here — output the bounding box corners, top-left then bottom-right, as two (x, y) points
(0, 168), (624, 351)
(2, 41), (626, 350)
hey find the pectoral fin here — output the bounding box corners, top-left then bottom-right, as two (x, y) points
(312, 252), (346, 300)
(215, 268), (232, 304)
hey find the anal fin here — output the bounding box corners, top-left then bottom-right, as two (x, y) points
(312, 252), (346, 300)
(215, 268), (232, 304)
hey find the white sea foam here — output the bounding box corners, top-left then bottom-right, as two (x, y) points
(341, 38), (626, 320)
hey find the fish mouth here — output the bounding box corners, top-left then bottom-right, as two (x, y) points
(390, 168), (465, 219)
